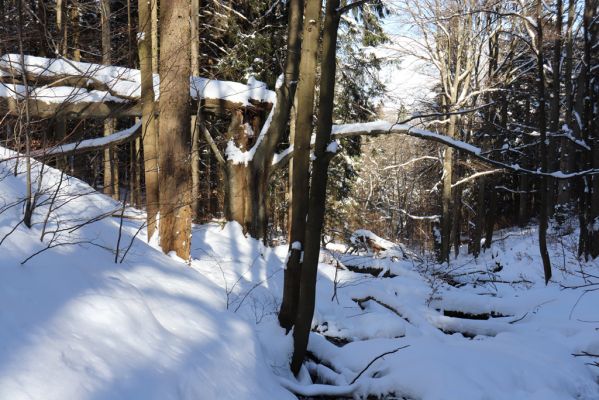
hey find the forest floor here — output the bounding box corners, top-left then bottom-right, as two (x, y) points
(1, 147), (599, 400)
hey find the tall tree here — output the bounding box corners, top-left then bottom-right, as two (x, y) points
(157, 0), (192, 259)
(290, 0), (341, 375)
(138, 0), (160, 240)
(279, 0), (322, 332)
(101, 0), (119, 200)
(536, 0), (552, 283)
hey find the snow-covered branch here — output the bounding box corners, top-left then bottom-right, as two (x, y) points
(32, 120), (142, 157)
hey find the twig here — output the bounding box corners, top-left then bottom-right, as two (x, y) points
(350, 345), (410, 384)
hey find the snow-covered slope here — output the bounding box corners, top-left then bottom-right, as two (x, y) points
(0, 148), (293, 400)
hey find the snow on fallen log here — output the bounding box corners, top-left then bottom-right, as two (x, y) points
(0, 54), (275, 108)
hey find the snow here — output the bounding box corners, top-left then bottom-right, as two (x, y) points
(2, 143), (599, 399)
(326, 140), (340, 154)
(0, 83), (125, 104)
(224, 95), (277, 164)
(192, 221), (599, 399)
(36, 120), (142, 156)
(1, 54), (276, 105)
(0, 146), (293, 400)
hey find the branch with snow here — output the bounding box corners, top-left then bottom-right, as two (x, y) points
(32, 120), (142, 157)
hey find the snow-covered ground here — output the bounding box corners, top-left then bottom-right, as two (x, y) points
(0, 148), (292, 400)
(1, 148), (599, 399)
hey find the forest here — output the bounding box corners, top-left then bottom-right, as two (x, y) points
(0, 0), (598, 398)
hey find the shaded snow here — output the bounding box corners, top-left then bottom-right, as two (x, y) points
(0, 146), (293, 400)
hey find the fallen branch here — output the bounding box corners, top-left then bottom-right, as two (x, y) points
(352, 296), (412, 324)
(31, 120), (142, 157)
(350, 345), (410, 384)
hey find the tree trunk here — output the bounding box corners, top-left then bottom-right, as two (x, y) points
(137, 0), (160, 240)
(470, 177), (485, 256)
(280, 0), (319, 333)
(546, 0), (563, 216)
(151, 0), (159, 73)
(224, 162), (267, 237)
(101, 0), (119, 200)
(190, 0), (201, 222)
(290, 0), (339, 375)
(56, 0), (67, 56)
(557, 0), (577, 207)
(440, 114), (456, 262)
(536, 0), (552, 284)
(452, 159), (461, 258)
(584, 0), (599, 257)
(157, 0), (192, 260)
(70, 1), (81, 61)
(484, 180), (496, 249)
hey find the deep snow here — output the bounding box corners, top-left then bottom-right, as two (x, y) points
(1, 146), (599, 399)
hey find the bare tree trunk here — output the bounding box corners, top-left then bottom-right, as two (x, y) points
(536, 0), (552, 284)
(137, 0), (160, 240)
(190, 0), (201, 221)
(452, 157), (461, 258)
(290, 0), (339, 375)
(56, 0), (67, 56)
(470, 177), (485, 256)
(440, 114), (456, 262)
(17, 0), (34, 228)
(581, 0), (599, 258)
(101, 0), (119, 200)
(484, 181), (496, 249)
(151, 0), (159, 73)
(281, 0), (319, 333)
(70, 1), (81, 61)
(158, 0), (192, 259)
(547, 0), (563, 216)
(54, 0), (67, 170)
(557, 0), (577, 207)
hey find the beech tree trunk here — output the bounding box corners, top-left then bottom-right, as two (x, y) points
(137, 0), (160, 240)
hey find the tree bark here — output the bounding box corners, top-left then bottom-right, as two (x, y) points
(557, 0), (577, 207)
(536, 0), (552, 284)
(190, 0), (202, 222)
(440, 114), (456, 262)
(138, 0), (160, 240)
(101, 0), (119, 200)
(290, 0), (340, 375)
(546, 0), (563, 216)
(70, 1), (81, 61)
(157, 0), (192, 260)
(280, 0), (320, 333)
